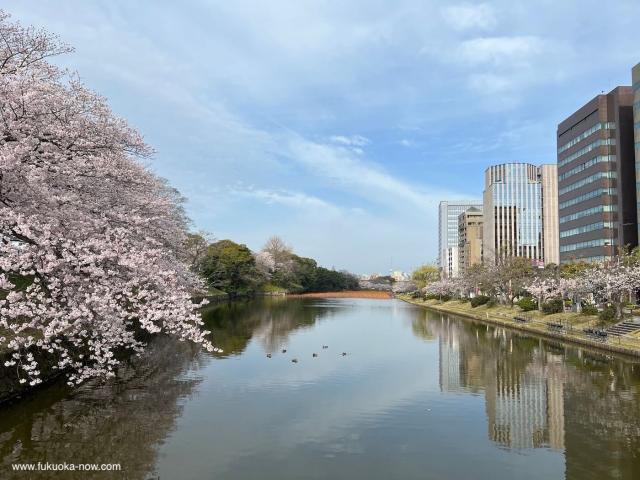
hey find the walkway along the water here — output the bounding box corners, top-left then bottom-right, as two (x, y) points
(398, 296), (640, 360)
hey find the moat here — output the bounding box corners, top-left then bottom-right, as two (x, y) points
(1, 297), (639, 479)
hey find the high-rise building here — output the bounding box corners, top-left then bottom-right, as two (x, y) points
(482, 163), (559, 265)
(633, 64), (640, 241)
(458, 207), (483, 275)
(557, 86), (637, 263)
(438, 200), (482, 277)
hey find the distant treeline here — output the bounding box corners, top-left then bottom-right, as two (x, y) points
(185, 234), (359, 297)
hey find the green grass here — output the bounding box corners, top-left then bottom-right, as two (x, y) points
(206, 287), (229, 298)
(260, 283), (288, 294)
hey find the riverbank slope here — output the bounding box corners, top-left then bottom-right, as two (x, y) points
(398, 295), (640, 358)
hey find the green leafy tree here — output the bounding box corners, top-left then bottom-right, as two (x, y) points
(201, 240), (264, 296)
(411, 264), (440, 289)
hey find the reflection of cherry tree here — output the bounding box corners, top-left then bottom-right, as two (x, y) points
(0, 336), (202, 480)
(0, 13), (216, 387)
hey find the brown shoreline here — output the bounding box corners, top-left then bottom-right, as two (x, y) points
(287, 290), (392, 299)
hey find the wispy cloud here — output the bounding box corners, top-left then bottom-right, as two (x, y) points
(286, 136), (452, 211)
(228, 185), (341, 213)
(441, 3), (497, 31)
(457, 36), (545, 67)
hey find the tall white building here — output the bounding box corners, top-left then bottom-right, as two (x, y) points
(438, 200), (482, 277)
(482, 163), (559, 265)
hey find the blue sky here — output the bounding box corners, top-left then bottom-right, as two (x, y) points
(6, 1), (640, 273)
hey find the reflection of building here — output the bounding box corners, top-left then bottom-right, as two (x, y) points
(439, 200), (482, 278)
(438, 318), (463, 393)
(545, 356), (566, 450)
(483, 163), (558, 265)
(487, 361), (552, 449)
(436, 318), (566, 451)
(458, 207), (483, 275)
(431, 310), (640, 474)
(557, 86), (637, 263)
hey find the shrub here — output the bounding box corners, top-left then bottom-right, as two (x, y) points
(440, 294), (452, 302)
(598, 305), (616, 324)
(424, 293), (439, 300)
(486, 299), (497, 308)
(470, 295), (490, 308)
(541, 298), (564, 315)
(517, 297), (537, 312)
(580, 302), (598, 316)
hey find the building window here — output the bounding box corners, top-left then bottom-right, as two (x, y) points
(559, 204), (617, 224)
(559, 188), (617, 210)
(559, 171), (617, 196)
(558, 138), (616, 167)
(560, 221), (615, 238)
(557, 122), (615, 154)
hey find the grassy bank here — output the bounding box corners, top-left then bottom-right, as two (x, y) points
(398, 295), (640, 358)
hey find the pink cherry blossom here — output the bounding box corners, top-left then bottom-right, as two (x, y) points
(0, 12), (218, 386)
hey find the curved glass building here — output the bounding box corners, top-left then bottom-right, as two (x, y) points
(483, 163), (558, 265)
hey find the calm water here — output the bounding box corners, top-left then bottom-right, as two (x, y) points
(1, 297), (640, 479)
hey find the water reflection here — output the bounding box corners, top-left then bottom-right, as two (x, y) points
(201, 297), (340, 355)
(0, 336), (201, 479)
(0, 299), (639, 480)
(421, 311), (640, 478)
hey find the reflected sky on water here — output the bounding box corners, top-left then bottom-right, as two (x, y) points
(1, 298), (639, 479)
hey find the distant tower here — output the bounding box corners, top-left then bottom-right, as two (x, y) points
(438, 200), (482, 277)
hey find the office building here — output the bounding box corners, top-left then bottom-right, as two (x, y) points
(438, 200), (482, 277)
(482, 163), (559, 265)
(557, 86), (637, 263)
(633, 64), (640, 240)
(458, 207), (483, 275)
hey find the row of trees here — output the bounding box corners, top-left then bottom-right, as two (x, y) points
(186, 234), (359, 297)
(419, 252), (640, 322)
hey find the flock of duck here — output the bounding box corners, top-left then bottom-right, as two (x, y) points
(266, 345), (347, 363)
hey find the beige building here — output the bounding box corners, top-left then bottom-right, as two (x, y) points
(540, 164), (560, 265)
(458, 207), (483, 275)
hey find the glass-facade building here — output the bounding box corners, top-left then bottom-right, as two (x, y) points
(438, 200), (482, 278)
(483, 163), (558, 265)
(557, 86), (637, 263)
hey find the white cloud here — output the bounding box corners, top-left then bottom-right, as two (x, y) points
(285, 136), (453, 211)
(441, 3), (497, 31)
(329, 134), (370, 147)
(228, 186), (340, 213)
(457, 36), (545, 67)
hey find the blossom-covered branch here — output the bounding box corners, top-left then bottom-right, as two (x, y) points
(0, 11), (219, 387)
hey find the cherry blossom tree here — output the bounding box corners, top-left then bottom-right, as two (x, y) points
(524, 277), (560, 311)
(254, 250), (276, 280)
(580, 259), (638, 320)
(0, 12), (218, 387)
(423, 279), (457, 300)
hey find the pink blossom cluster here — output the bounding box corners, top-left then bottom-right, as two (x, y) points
(0, 12), (219, 386)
